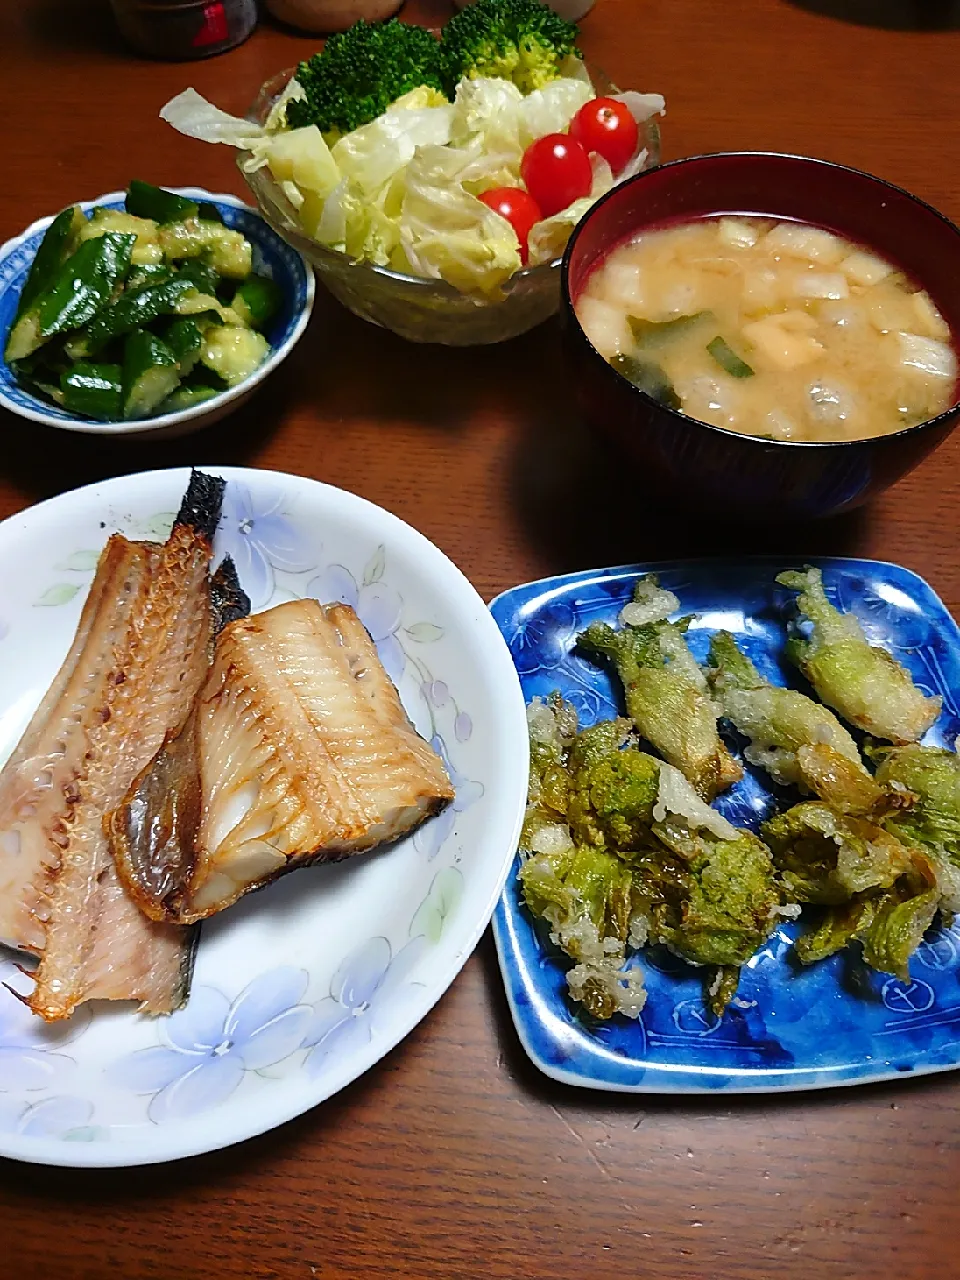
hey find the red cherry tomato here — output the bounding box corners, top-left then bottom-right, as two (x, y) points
(569, 97), (640, 175)
(520, 134), (593, 219)
(478, 187), (543, 264)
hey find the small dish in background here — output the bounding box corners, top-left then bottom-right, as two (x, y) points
(0, 189), (314, 439)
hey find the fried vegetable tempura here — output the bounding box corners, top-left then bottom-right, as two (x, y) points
(776, 566), (941, 743)
(578, 577), (742, 801)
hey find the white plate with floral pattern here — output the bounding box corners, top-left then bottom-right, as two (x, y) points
(0, 467), (527, 1167)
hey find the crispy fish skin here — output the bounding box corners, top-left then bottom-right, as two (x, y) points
(27, 472), (224, 1022)
(0, 535), (157, 954)
(115, 598), (455, 924)
(108, 556), (250, 919)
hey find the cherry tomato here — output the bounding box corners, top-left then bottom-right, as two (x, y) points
(478, 187), (543, 264)
(569, 97), (640, 175)
(520, 134), (593, 219)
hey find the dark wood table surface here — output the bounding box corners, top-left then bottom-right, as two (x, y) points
(3, 0), (960, 1276)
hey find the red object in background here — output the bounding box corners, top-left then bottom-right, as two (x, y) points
(478, 188), (543, 264)
(569, 97), (640, 175)
(520, 134), (593, 219)
(193, 2), (230, 45)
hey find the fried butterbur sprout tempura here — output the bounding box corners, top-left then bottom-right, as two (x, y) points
(578, 576), (742, 801)
(520, 569), (960, 1023)
(519, 694), (782, 1020)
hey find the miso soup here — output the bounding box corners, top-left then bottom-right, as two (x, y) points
(576, 216), (958, 442)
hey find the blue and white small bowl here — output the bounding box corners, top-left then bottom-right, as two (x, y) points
(0, 188), (315, 439)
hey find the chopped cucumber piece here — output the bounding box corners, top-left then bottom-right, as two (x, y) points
(707, 336), (755, 378)
(173, 290), (243, 325)
(175, 260), (222, 297)
(15, 206), (86, 321)
(79, 277), (197, 355)
(231, 275), (283, 331)
(161, 384), (221, 412)
(159, 219), (252, 279)
(199, 325), (270, 387)
(5, 232), (136, 361)
(60, 363), (123, 420)
(78, 208), (162, 266)
(126, 262), (173, 291)
(126, 180), (201, 225)
(164, 317), (205, 375)
(122, 329), (180, 419)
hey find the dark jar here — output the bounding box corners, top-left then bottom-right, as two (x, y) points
(109, 0), (258, 59)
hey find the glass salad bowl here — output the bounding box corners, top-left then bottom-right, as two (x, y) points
(243, 69), (661, 346)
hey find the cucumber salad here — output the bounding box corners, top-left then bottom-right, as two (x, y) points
(160, 0), (664, 297)
(4, 181), (280, 422)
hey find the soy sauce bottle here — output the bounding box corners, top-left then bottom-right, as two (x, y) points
(109, 0), (258, 59)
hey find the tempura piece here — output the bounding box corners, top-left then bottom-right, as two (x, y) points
(578, 577), (742, 800)
(762, 800), (939, 976)
(873, 744), (960, 862)
(520, 698), (646, 1021)
(776, 566), (941, 742)
(519, 695), (781, 1019)
(707, 630), (866, 789)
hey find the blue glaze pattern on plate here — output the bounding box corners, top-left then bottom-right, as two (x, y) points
(0, 189), (311, 426)
(490, 557), (960, 1093)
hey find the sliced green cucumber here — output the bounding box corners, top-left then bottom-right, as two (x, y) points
(199, 325), (270, 386)
(5, 232), (136, 361)
(79, 277), (197, 355)
(164, 317), (205, 375)
(126, 180), (200, 225)
(60, 363), (123, 420)
(122, 330), (180, 419)
(231, 274), (283, 331)
(15, 205), (86, 321)
(161, 384), (221, 412)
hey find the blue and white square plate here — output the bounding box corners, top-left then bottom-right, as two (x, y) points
(490, 557), (960, 1094)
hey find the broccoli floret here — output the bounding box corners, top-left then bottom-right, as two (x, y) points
(440, 0), (581, 95)
(286, 19), (447, 137)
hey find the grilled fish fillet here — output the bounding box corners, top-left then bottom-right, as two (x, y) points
(0, 536), (155, 954)
(21, 470), (225, 1021)
(111, 598), (455, 923)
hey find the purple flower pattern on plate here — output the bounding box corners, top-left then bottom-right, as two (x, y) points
(0, 959), (78, 1092)
(302, 936), (427, 1075)
(215, 484), (314, 610)
(307, 550), (405, 683)
(107, 968), (313, 1124)
(413, 734), (484, 861)
(0, 1095), (95, 1139)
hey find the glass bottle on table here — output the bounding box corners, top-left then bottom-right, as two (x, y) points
(109, 0), (258, 59)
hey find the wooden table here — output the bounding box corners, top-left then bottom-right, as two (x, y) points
(2, 1), (960, 1276)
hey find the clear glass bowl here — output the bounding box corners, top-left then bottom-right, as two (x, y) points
(243, 69), (661, 345)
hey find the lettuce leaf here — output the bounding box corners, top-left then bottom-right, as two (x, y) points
(399, 144), (522, 294)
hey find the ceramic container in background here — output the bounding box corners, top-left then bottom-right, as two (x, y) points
(109, 0), (258, 58)
(264, 0), (403, 34)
